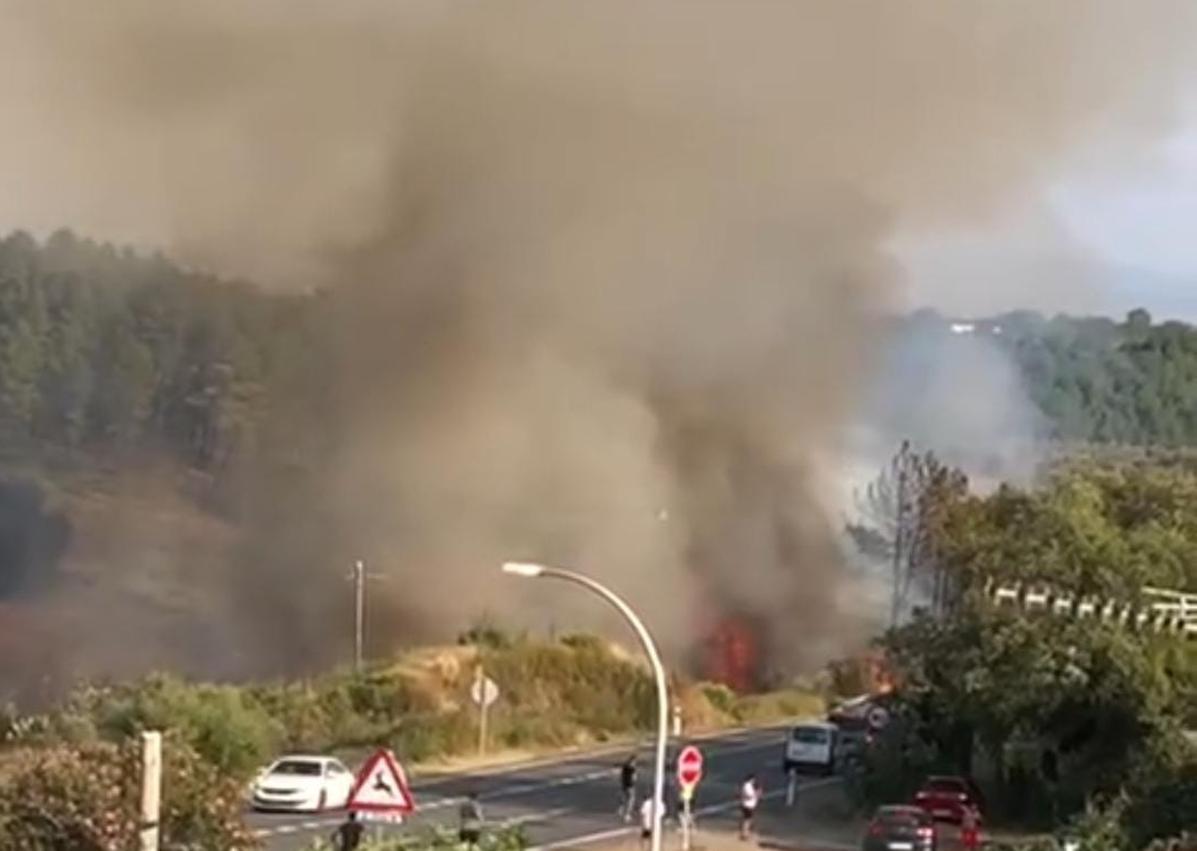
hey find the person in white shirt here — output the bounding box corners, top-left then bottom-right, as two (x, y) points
(739, 774), (761, 841)
(640, 795), (663, 850)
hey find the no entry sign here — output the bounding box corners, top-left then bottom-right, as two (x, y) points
(677, 745), (704, 791)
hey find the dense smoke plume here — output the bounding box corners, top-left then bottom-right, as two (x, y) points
(2, 2), (1197, 687)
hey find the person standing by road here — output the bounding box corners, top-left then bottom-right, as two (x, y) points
(331, 811), (364, 851)
(739, 773), (762, 841)
(619, 755), (638, 822)
(459, 791), (484, 846)
(640, 793), (664, 851)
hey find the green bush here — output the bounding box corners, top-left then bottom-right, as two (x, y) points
(391, 712), (477, 763)
(479, 639), (654, 735)
(81, 675), (281, 778)
(701, 683), (737, 716)
(732, 689), (824, 724)
(0, 736), (258, 850)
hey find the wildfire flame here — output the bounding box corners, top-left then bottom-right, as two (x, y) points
(704, 617), (761, 692)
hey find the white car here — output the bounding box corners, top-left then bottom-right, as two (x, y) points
(250, 756), (355, 812)
(783, 722), (838, 775)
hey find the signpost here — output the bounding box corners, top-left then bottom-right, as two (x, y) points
(471, 667), (500, 754)
(347, 748), (416, 827)
(676, 745), (703, 851)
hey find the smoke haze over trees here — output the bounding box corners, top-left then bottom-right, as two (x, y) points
(4, 2), (1197, 693)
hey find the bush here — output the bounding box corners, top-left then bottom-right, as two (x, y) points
(81, 675), (282, 778)
(0, 736), (258, 850)
(391, 712), (477, 763)
(732, 689), (824, 724)
(701, 683), (737, 716)
(479, 639), (655, 735)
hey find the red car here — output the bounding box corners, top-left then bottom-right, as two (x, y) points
(913, 776), (984, 824)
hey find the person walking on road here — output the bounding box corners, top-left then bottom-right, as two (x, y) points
(459, 791), (484, 846)
(739, 773), (762, 841)
(619, 755), (638, 822)
(331, 811), (364, 851)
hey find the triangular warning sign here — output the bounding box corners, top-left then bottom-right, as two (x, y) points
(348, 749), (416, 814)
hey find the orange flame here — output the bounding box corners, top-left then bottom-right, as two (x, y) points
(705, 617), (761, 692)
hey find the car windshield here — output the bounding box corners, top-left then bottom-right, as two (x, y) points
(792, 727), (830, 744)
(270, 760), (323, 777)
(926, 778), (966, 792)
(878, 808), (928, 826)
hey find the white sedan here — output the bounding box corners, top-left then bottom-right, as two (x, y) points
(250, 756), (355, 813)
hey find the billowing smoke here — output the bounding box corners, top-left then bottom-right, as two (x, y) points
(851, 315), (1049, 492)
(2, 2), (1197, 688)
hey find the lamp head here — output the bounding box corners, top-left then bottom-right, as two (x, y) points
(502, 561), (545, 578)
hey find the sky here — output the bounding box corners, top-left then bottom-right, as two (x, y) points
(896, 120), (1197, 323)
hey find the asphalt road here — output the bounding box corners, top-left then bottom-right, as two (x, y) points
(247, 726), (860, 851)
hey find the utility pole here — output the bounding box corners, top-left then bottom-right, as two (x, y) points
(349, 559), (390, 672)
(139, 731), (161, 851)
(353, 560), (365, 673)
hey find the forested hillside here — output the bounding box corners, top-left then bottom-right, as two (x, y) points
(4, 230), (1197, 471)
(0, 228), (326, 473)
(906, 308), (1197, 446)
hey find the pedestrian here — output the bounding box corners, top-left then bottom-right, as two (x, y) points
(331, 810), (364, 851)
(640, 794), (664, 851)
(459, 791), (484, 846)
(619, 755), (638, 822)
(961, 804), (981, 851)
(739, 773), (761, 841)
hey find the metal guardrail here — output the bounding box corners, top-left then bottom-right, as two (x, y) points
(983, 579), (1197, 637)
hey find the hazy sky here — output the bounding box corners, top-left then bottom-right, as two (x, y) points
(897, 116), (1197, 322)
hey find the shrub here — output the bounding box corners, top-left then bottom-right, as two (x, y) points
(700, 683), (737, 717)
(0, 736), (258, 850)
(732, 689), (824, 724)
(82, 675), (281, 778)
(391, 712), (477, 764)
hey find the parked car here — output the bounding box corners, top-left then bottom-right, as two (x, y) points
(250, 755), (356, 813)
(863, 805), (937, 851)
(783, 721), (838, 775)
(913, 775), (984, 823)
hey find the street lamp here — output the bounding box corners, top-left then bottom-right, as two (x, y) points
(501, 561), (670, 851)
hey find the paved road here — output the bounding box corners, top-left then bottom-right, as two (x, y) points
(248, 726), (858, 851)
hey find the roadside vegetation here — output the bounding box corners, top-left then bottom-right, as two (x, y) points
(0, 633), (823, 850)
(851, 450), (1197, 851)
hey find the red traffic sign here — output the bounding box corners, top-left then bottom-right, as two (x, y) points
(677, 745), (704, 789)
(348, 749), (416, 815)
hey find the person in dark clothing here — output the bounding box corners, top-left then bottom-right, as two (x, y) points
(618, 756), (638, 822)
(332, 811), (364, 851)
(459, 791), (484, 846)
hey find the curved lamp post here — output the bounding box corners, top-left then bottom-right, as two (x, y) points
(502, 562), (669, 851)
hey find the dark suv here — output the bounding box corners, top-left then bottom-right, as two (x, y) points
(863, 806), (936, 851)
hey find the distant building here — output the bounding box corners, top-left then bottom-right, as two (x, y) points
(949, 320), (1003, 336)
